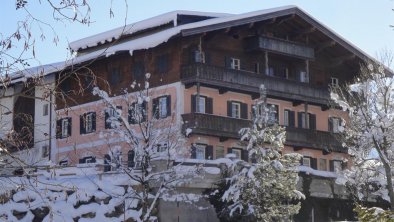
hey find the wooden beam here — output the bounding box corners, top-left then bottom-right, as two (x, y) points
(219, 88), (228, 94)
(321, 104), (329, 111)
(277, 14), (295, 25)
(219, 137), (228, 142)
(248, 22), (255, 29)
(293, 27), (316, 40)
(316, 40), (336, 53)
(293, 146), (303, 151)
(330, 54), (356, 67)
(292, 100), (303, 107)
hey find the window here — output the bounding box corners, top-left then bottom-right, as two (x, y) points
(329, 117), (341, 133)
(128, 150), (135, 168)
(232, 149), (242, 159)
(110, 68), (121, 85)
(43, 104), (49, 116)
(42, 145), (49, 158)
(129, 102), (147, 124)
(195, 144), (206, 160)
(59, 160), (68, 166)
(196, 96), (206, 113)
(57, 117), (71, 139)
(331, 160), (343, 172)
(267, 67), (275, 76)
(302, 157), (311, 167)
(79, 156), (96, 164)
(105, 106), (122, 129)
(194, 50), (205, 63)
(215, 146), (224, 159)
(299, 71), (309, 83)
(228, 101), (247, 119)
(284, 110), (295, 127)
(267, 104), (279, 123)
(153, 96), (171, 119)
(191, 95), (213, 114)
(156, 142), (168, 152)
(156, 54), (169, 73)
(231, 102), (241, 118)
(80, 112), (96, 134)
(298, 112), (316, 130)
(319, 158), (327, 171)
(331, 77), (339, 87)
(230, 58), (240, 70)
(132, 62), (145, 82)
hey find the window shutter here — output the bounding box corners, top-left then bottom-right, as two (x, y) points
(206, 97), (213, 114)
(329, 160), (334, 172)
(310, 114), (316, 130)
(92, 112), (96, 132)
(191, 145), (196, 159)
(80, 114), (85, 134)
(105, 110), (110, 129)
(341, 160), (347, 170)
(299, 156), (304, 166)
(142, 102), (147, 122)
(104, 154), (111, 172)
(205, 145), (213, 160)
(251, 105), (256, 119)
(225, 56), (231, 68)
(67, 117), (72, 136)
(205, 53), (211, 64)
(311, 158), (317, 170)
(241, 103), (248, 119)
(227, 148), (232, 154)
(79, 158), (84, 164)
(128, 106), (134, 124)
(166, 95), (171, 117)
(152, 98), (158, 119)
(56, 120), (61, 139)
(289, 111), (295, 127)
(227, 101), (232, 117)
(241, 149), (249, 162)
(328, 118), (333, 132)
(191, 95), (196, 113)
(128, 150), (135, 168)
(298, 112), (303, 128)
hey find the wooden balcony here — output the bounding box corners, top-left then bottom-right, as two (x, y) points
(182, 113), (345, 153)
(245, 36), (315, 60)
(181, 63), (330, 106)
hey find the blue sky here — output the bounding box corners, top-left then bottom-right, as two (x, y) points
(2, 0), (394, 67)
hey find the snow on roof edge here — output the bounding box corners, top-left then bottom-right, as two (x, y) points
(69, 10), (231, 51)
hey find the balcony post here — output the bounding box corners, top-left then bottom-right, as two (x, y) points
(264, 51), (269, 75)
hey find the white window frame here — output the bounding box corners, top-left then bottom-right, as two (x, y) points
(300, 71), (309, 83)
(85, 157), (94, 163)
(332, 117), (340, 133)
(156, 142), (168, 152)
(159, 97), (168, 118)
(85, 113), (94, 133)
(61, 118), (69, 138)
(231, 102), (241, 119)
(301, 113), (310, 129)
(284, 110), (289, 126)
(331, 77), (339, 87)
(43, 104), (49, 116)
(303, 157), (311, 167)
(194, 50), (205, 63)
(195, 144), (206, 160)
(230, 58), (241, 70)
(232, 149), (242, 159)
(196, 96), (206, 113)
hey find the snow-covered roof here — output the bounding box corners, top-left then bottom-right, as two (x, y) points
(69, 10), (232, 51)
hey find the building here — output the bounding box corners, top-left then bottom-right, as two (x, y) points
(1, 6), (382, 221)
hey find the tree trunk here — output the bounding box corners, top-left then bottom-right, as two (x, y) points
(383, 164), (394, 211)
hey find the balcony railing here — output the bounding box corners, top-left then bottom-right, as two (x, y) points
(245, 36), (315, 60)
(182, 113), (345, 153)
(181, 63), (330, 105)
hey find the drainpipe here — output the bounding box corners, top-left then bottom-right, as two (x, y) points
(48, 89), (52, 161)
